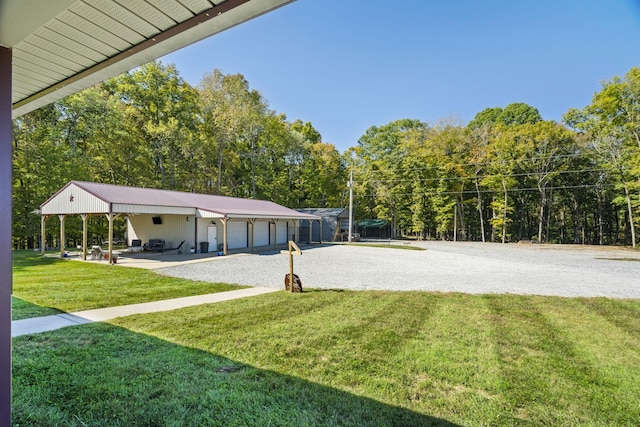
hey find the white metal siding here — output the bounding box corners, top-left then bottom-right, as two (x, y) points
(254, 221), (269, 247)
(113, 204), (194, 215)
(41, 183), (108, 215)
(227, 221), (248, 249)
(128, 214), (195, 250)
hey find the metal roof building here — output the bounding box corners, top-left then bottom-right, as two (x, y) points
(41, 180), (319, 259)
(297, 208), (349, 242)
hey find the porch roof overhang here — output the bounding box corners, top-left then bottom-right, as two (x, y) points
(2, 0), (296, 118)
(1, 1), (299, 423)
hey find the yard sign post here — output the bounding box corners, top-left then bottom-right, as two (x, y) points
(288, 240), (302, 292)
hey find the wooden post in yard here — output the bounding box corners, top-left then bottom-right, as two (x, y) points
(288, 240), (302, 292)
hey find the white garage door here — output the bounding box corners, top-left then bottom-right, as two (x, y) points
(254, 221), (269, 247)
(276, 221), (288, 244)
(227, 221), (248, 249)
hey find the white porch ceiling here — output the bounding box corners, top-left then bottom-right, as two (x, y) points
(0, 0), (295, 119)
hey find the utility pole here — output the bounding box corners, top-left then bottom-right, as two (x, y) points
(348, 170), (353, 243)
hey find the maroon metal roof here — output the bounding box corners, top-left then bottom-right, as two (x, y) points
(64, 181), (319, 220)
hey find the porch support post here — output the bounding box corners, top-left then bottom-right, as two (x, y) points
(273, 219), (278, 249)
(319, 219), (323, 244)
(308, 220), (312, 244)
(222, 217), (228, 255)
(193, 210), (198, 253)
(58, 214), (66, 258)
(0, 44), (12, 427)
(81, 214), (89, 260)
(249, 218), (255, 254)
(41, 215), (48, 255)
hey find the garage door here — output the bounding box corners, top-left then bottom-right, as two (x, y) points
(227, 221), (248, 249)
(276, 221), (288, 244)
(254, 221), (269, 247)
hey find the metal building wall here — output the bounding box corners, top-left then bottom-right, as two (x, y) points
(41, 183), (108, 215)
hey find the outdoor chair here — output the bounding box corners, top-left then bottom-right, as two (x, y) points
(127, 239), (143, 253)
(143, 239), (164, 252)
(163, 240), (185, 254)
(90, 245), (103, 260)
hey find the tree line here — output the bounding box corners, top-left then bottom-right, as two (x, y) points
(11, 62), (640, 248)
(12, 62), (347, 248)
(349, 68), (640, 247)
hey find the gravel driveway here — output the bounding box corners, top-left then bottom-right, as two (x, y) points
(155, 241), (640, 298)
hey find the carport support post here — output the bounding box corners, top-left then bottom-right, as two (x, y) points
(58, 214), (66, 258)
(289, 241), (294, 293)
(273, 220), (278, 249)
(81, 214), (89, 260)
(249, 219), (255, 253)
(0, 44), (12, 426)
(222, 217), (228, 255)
(106, 213), (114, 263)
(41, 215), (48, 255)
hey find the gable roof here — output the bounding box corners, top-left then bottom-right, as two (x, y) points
(41, 181), (319, 220)
(297, 208), (348, 219)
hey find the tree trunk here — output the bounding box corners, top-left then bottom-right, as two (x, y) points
(456, 196), (466, 241)
(546, 188), (553, 243)
(538, 187), (546, 243)
(216, 142), (223, 193)
(474, 178), (486, 242)
(502, 180), (508, 244)
(621, 180), (637, 248)
(597, 190), (603, 245)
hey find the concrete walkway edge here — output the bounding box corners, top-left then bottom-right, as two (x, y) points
(12, 287), (279, 338)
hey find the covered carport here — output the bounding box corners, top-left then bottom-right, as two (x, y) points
(40, 180), (319, 260)
(0, 0), (296, 422)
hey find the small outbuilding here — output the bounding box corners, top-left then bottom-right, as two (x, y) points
(39, 181), (320, 261)
(297, 208), (349, 242)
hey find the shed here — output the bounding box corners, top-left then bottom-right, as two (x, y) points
(356, 219), (391, 238)
(297, 208), (349, 242)
(40, 181), (320, 261)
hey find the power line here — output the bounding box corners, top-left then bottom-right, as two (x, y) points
(361, 168), (615, 184)
(352, 152), (595, 175)
(357, 182), (619, 198)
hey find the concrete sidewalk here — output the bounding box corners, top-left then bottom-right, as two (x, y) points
(12, 287), (279, 338)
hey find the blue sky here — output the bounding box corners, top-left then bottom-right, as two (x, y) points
(162, 0), (640, 152)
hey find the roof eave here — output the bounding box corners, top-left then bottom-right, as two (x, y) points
(11, 0), (296, 118)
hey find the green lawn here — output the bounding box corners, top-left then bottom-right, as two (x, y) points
(12, 251), (244, 318)
(11, 251), (640, 426)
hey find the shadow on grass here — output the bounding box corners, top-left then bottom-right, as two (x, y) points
(11, 296), (63, 321)
(13, 323), (459, 427)
(12, 250), (61, 270)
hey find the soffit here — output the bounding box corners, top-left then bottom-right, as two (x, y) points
(0, 0), (295, 118)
